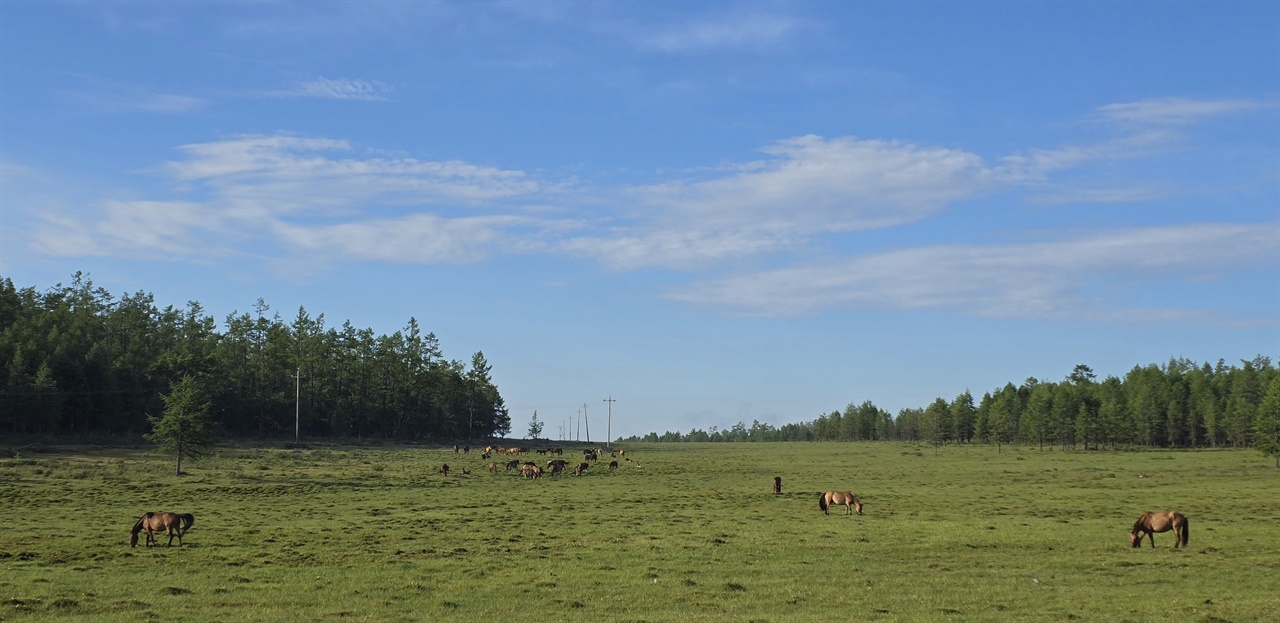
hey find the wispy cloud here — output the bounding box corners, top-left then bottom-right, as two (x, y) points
(641, 12), (801, 53)
(1094, 97), (1273, 126)
(67, 89), (206, 114)
(668, 223), (1280, 319)
(28, 134), (547, 265)
(260, 77), (393, 101)
(564, 135), (1004, 269)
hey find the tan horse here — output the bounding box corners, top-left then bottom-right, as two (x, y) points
(1130, 511), (1189, 548)
(819, 491), (863, 516)
(130, 512), (194, 548)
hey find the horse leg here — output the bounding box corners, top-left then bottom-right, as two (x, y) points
(1147, 531), (1155, 548)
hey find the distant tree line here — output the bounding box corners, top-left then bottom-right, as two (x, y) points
(624, 360), (1280, 456)
(0, 274), (510, 440)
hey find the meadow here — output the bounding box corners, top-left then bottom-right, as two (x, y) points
(1, 441), (1277, 623)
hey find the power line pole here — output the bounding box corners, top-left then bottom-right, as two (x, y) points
(576, 408), (581, 442)
(583, 402), (590, 444)
(603, 397), (616, 448)
(291, 367), (304, 443)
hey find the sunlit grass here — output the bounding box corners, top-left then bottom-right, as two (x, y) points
(1, 442), (1277, 622)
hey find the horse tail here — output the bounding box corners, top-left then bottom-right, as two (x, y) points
(1181, 516), (1189, 547)
(181, 514), (195, 532)
(818, 493), (828, 512)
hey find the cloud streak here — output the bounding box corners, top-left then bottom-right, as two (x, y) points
(1095, 97), (1274, 126)
(260, 77), (394, 101)
(640, 12), (801, 53)
(668, 223), (1280, 319)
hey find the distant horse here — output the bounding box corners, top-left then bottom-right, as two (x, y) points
(488, 461), (498, 474)
(574, 462), (589, 476)
(521, 464), (543, 479)
(608, 460), (618, 471)
(439, 464), (450, 476)
(130, 512), (194, 548)
(773, 477), (782, 495)
(1130, 511), (1189, 548)
(819, 491), (863, 516)
(505, 460), (520, 471)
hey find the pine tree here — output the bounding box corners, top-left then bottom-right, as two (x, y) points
(527, 410), (544, 440)
(1253, 377), (1280, 468)
(145, 375), (215, 476)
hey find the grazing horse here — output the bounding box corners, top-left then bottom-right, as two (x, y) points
(521, 464), (543, 479)
(1130, 511), (1189, 548)
(574, 462), (590, 476)
(439, 463), (450, 477)
(773, 476), (782, 495)
(608, 460), (618, 471)
(488, 461), (498, 474)
(130, 512), (194, 548)
(819, 491), (863, 516)
(505, 460), (520, 472)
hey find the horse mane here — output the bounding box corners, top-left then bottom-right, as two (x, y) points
(131, 512), (154, 535)
(818, 492), (828, 512)
(1131, 512), (1151, 532)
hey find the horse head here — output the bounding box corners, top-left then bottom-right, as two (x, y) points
(853, 498), (864, 516)
(129, 532), (139, 548)
(1129, 530), (1141, 547)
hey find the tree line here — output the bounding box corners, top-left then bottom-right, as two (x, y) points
(624, 361), (1280, 460)
(0, 274), (511, 440)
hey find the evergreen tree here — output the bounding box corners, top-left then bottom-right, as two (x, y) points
(1253, 377), (1280, 468)
(145, 375), (215, 476)
(527, 410), (544, 440)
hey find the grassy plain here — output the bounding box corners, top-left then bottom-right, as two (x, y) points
(1, 441), (1277, 622)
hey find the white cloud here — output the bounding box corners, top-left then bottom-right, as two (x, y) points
(566, 135), (1003, 269)
(166, 135), (538, 210)
(27, 135), (547, 265)
(275, 214), (535, 265)
(67, 89), (206, 114)
(263, 77), (394, 101)
(1095, 97), (1273, 126)
(641, 12), (801, 53)
(668, 223), (1280, 318)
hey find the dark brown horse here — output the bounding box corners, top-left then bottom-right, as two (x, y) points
(130, 512), (194, 548)
(773, 476), (782, 495)
(819, 491), (863, 516)
(1130, 511), (1188, 548)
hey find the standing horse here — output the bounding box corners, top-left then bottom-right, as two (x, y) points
(818, 491), (863, 516)
(773, 476), (782, 495)
(130, 512), (194, 548)
(1130, 511), (1189, 548)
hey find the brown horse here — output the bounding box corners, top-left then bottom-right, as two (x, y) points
(773, 476), (782, 495)
(1130, 511), (1189, 548)
(819, 491), (863, 516)
(130, 512), (194, 548)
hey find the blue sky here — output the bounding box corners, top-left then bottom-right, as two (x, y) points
(2, 1), (1277, 440)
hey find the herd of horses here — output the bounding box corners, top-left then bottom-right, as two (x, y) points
(123, 446), (1189, 550)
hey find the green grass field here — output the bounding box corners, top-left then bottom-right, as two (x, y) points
(1, 441), (1277, 622)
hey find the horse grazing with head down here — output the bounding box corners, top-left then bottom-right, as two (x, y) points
(819, 491), (863, 516)
(1130, 511), (1188, 548)
(130, 512), (194, 548)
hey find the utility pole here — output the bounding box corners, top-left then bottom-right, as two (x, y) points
(583, 402), (590, 444)
(292, 367), (303, 442)
(576, 408), (581, 441)
(603, 397), (616, 448)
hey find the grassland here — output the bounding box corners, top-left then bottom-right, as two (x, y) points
(1, 441), (1277, 622)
